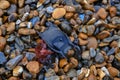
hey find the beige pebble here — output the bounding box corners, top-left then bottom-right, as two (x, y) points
(18, 0), (24, 8)
(64, 6), (76, 12)
(97, 8), (107, 19)
(18, 28), (36, 35)
(8, 77), (19, 80)
(26, 61), (40, 74)
(0, 0), (10, 9)
(59, 58), (68, 68)
(79, 38), (88, 46)
(13, 66), (23, 76)
(87, 37), (98, 49)
(109, 6), (117, 17)
(0, 36), (6, 51)
(6, 22), (15, 34)
(52, 8), (66, 19)
(97, 31), (110, 39)
(78, 32), (88, 40)
(108, 67), (119, 77)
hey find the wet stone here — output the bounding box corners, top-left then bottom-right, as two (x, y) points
(97, 31), (110, 40)
(0, 52), (6, 64)
(5, 55), (23, 70)
(0, 36), (6, 51)
(95, 53), (104, 63)
(45, 76), (60, 80)
(90, 48), (96, 58)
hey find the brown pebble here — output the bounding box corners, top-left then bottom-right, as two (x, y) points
(59, 58), (68, 68)
(107, 24), (117, 29)
(115, 53), (120, 62)
(53, 63), (59, 73)
(70, 57), (78, 68)
(26, 61), (40, 74)
(6, 22), (15, 34)
(108, 67), (119, 77)
(97, 31), (110, 39)
(8, 0), (17, 4)
(67, 49), (74, 57)
(63, 63), (72, 72)
(87, 37), (98, 49)
(78, 72), (85, 80)
(97, 8), (107, 19)
(86, 25), (95, 36)
(0, 0), (10, 9)
(64, 6), (76, 12)
(0, 9), (3, 17)
(97, 69), (105, 79)
(18, 28), (36, 35)
(65, 12), (74, 19)
(0, 36), (6, 51)
(52, 8), (66, 19)
(109, 6), (117, 17)
(88, 73), (96, 80)
(18, 0), (24, 8)
(8, 77), (19, 80)
(79, 38), (88, 46)
(0, 29), (2, 36)
(78, 32), (88, 39)
(110, 41), (118, 48)
(114, 78), (120, 80)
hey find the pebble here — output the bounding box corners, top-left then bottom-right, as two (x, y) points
(90, 48), (96, 58)
(5, 55), (23, 70)
(87, 37), (98, 49)
(7, 4), (17, 14)
(88, 73), (96, 80)
(64, 6), (76, 12)
(97, 69), (106, 79)
(65, 12), (74, 19)
(45, 76), (60, 80)
(13, 66), (23, 76)
(67, 69), (77, 78)
(97, 31), (110, 39)
(86, 25), (95, 36)
(110, 41), (118, 48)
(97, 8), (107, 19)
(30, 17), (40, 26)
(18, 0), (24, 8)
(82, 51), (90, 60)
(78, 38), (88, 46)
(46, 6), (54, 14)
(26, 61), (40, 74)
(59, 58), (68, 68)
(95, 53), (104, 63)
(0, 52), (6, 64)
(109, 6), (117, 17)
(0, 36), (6, 51)
(6, 22), (15, 34)
(45, 68), (56, 78)
(115, 53), (120, 62)
(25, 52), (36, 61)
(107, 47), (115, 56)
(22, 71), (32, 79)
(108, 67), (119, 77)
(52, 8), (66, 19)
(8, 76), (19, 80)
(18, 28), (36, 35)
(0, 0), (10, 9)
(78, 32), (88, 40)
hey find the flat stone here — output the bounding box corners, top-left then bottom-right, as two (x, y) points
(45, 76), (60, 80)
(90, 48), (96, 58)
(0, 52), (6, 64)
(97, 31), (110, 40)
(5, 55), (23, 70)
(13, 66), (23, 76)
(67, 69), (77, 78)
(0, 0), (10, 9)
(87, 37), (98, 49)
(97, 8), (107, 19)
(86, 25), (95, 36)
(82, 51), (90, 60)
(45, 68), (56, 78)
(95, 53), (104, 63)
(108, 67), (119, 77)
(52, 8), (66, 19)
(109, 6), (117, 17)
(26, 61), (40, 74)
(0, 36), (6, 51)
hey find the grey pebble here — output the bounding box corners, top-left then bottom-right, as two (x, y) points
(0, 52), (7, 65)
(5, 55), (23, 70)
(95, 53), (104, 63)
(46, 6), (54, 14)
(25, 52), (36, 61)
(107, 47), (115, 56)
(90, 48), (96, 58)
(67, 69), (77, 78)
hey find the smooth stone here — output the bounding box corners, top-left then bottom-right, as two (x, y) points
(0, 0), (10, 9)
(82, 51), (90, 60)
(30, 17), (40, 26)
(90, 48), (96, 58)
(45, 69), (56, 78)
(107, 47), (115, 56)
(67, 69), (77, 78)
(7, 4), (17, 15)
(46, 6), (54, 14)
(87, 37), (98, 49)
(0, 52), (6, 64)
(79, 14), (85, 21)
(5, 55), (23, 70)
(45, 76), (60, 80)
(95, 53), (104, 63)
(22, 71), (32, 79)
(25, 52), (36, 61)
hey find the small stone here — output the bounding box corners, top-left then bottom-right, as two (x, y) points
(65, 12), (74, 19)
(52, 8), (66, 19)
(46, 6), (54, 14)
(87, 37), (98, 49)
(88, 73), (96, 80)
(22, 71), (32, 79)
(45, 76), (60, 80)
(26, 61), (40, 74)
(25, 52), (36, 61)
(67, 69), (77, 78)
(101, 67), (110, 76)
(13, 66), (23, 76)
(0, 9), (3, 17)
(0, 52), (6, 64)
(107, 47), (115, 56)
(109, 6), (117, 17)
(86, 25), (95, 36)
(82, 51), (90, 60)
(115, 53), (120, 62)
(6, 22), (15, 34)
(0, 36), (6, 51)
(97, 8), (107, 19)
(70, 57), (78, 68)
(30, 16), (40, 26)
(8, 76), (19, 80)
(18, 28), (36, 35)
(8, 13), (18, 22)
(18, 0), (24, 8)
(79, 38), (88, 46)
(5, 55), (23, 70)
(114, 78), (120, 80)
(110, 41), (118, 48)
(45, 69), (56, 78)
(97, 69), (106, 79)
(7, 4), (17, 14)
(97, 31), (110, 39)
(108, 67), (119, 77)
(95, 53), (104, 63)
(0, 0), (10, 9)
(64, 6), (76, 12)
(59, 58), (68, 68)
(63, 63), (71, 72)
(90, 48), (96, 58)
(78, 32), (88, 40)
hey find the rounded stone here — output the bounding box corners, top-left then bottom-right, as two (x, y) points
(97, 31), (110, 40)
(87, 37), (98, 49)
(97, 8), (107, 19)
(0, 0), (10, 9)
(26, 61), (40, 74)
(82, 51), (90, 60)
(0, 36), (6, 51)
(59, 58), (68, 68)
(109, 6), (117, 17)
(13, 66), (23, 76)
(52, 8), (66, 19)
